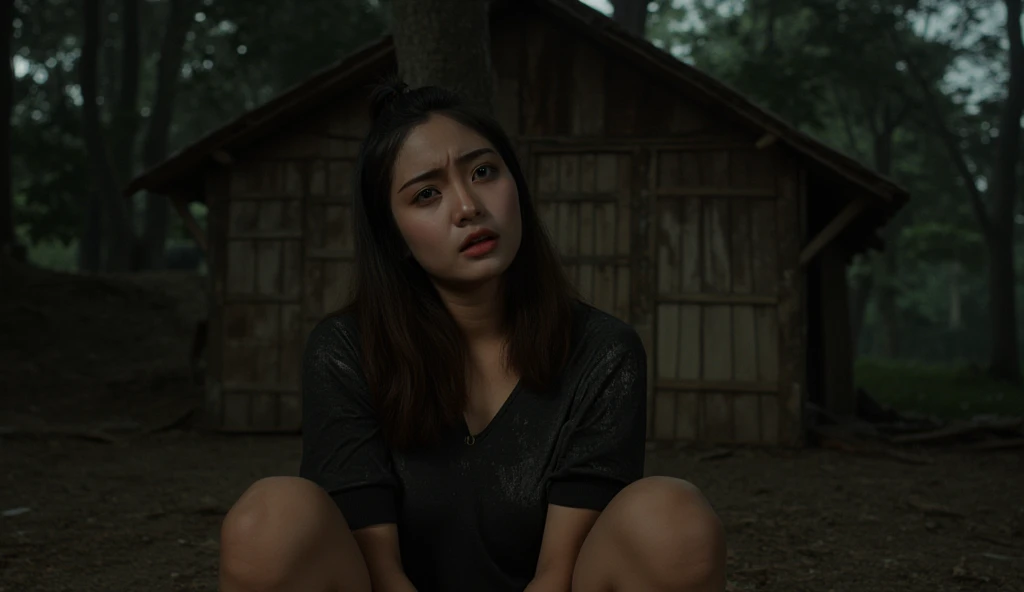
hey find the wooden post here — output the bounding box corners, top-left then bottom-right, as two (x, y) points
(775, 157), (806, 447)
(818, 243), (856, 417)
(202, 172), (229, 430)
(631, 146), (655, 440)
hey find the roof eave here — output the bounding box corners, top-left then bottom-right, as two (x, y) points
(123, 36), (395, 198)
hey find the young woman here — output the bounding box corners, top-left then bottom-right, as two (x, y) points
(218, 81), (726, 592)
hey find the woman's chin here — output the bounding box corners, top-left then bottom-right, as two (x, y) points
(431, 264), (509, 293)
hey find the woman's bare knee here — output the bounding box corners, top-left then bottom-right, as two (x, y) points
(219, 476), (368, 592)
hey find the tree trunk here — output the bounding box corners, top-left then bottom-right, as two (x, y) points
(948, 261), (962, 331)
(849, 268), (873, 354)
(894, 7), (1023, 381)
(78, 190), (103, 271)
(113, 0), (142, 270)
(870, 124), (902, 358)
(1, 0), (14, 259)
(77, 0), (104, 272)
(141, 0), (194, 270)
(986, 0), (1024, 382)
(875, 246), (901, 358)
(81, 0), (134, 271)
(763, 0), (777, 54)
(110, 0), (140, 185)
(389, 0), (494, 114)
(988, 228), (1018, 380)
(611, 0), (649, 37)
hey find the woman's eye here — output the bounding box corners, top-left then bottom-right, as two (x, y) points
(473, 165), (496, 180)
(414, 188), (438, 203)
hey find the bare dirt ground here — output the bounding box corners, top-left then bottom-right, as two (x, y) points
(1, 262), (1022, 592)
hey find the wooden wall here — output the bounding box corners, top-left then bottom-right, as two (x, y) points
(204, 92), (373, 431)
(530, 148), (633, 322)
(648, 148), (803, 445)
(491, 13), (753, 140)
(203, 9), (808, 443)
(205, 162), (305, 431)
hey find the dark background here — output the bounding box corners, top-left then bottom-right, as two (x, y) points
(2, 0), (1022, 590)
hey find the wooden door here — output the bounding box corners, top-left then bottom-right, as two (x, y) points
(527, 145), (635, 324)
(649, 147), (802, 445)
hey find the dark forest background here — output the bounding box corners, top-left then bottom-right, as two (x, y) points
(7, 0), (1024, 417)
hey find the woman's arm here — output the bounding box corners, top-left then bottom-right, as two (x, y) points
(352, 524), (418, 591)
(525, 505), (601, 591)
(300, 317), (415, 590)
(528, 320), (649, 591)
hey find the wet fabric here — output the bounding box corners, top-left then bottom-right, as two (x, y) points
(299, 300), (648, 591)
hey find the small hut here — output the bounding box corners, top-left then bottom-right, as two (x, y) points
(125, 0), (909, 446)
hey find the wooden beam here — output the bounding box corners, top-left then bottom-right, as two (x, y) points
(169, 194), (209, 253)
(756, 133), (777, 149)
(799, 197), (869, 267)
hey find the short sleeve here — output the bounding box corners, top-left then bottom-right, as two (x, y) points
(548, 322), (648, 511)
(298, 315), (398, 530)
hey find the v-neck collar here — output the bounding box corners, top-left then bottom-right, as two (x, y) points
(460, 380), (523, 446)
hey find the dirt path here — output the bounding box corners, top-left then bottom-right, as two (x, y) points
(2, 432), (1021, 592)
(1, 265), (1022, 591)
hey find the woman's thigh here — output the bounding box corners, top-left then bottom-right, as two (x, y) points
(219, 476), (371, 592)
(571, 477), (726, 592)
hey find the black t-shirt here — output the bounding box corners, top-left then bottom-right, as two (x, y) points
(299, 300), (648, 591)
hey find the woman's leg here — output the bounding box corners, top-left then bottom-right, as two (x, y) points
(219, 476), (372, 592)
(571, 476), (726, 592)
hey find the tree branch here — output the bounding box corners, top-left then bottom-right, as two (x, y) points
(829, 84), (869, 163)
(884, 95), (915, 135)
(856, 88), (882, 138)
(142, 0), (194, 168)
(888, 29), (993, 237)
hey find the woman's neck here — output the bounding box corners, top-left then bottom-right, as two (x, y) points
(436, 277), (517, 412)
(435, 277), (504, 344)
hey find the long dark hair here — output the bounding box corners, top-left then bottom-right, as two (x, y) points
(339, 79), (577, 450)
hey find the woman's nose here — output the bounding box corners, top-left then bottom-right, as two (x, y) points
(453, 184), (482, 224)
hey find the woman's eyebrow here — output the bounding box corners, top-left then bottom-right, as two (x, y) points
(397, 147), (496, 192)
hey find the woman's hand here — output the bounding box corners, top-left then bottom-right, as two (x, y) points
(524, 569), (573, 592)
(352, 524), (417, 592)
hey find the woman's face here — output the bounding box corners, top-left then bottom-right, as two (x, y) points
(389, 114), (522, 288)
